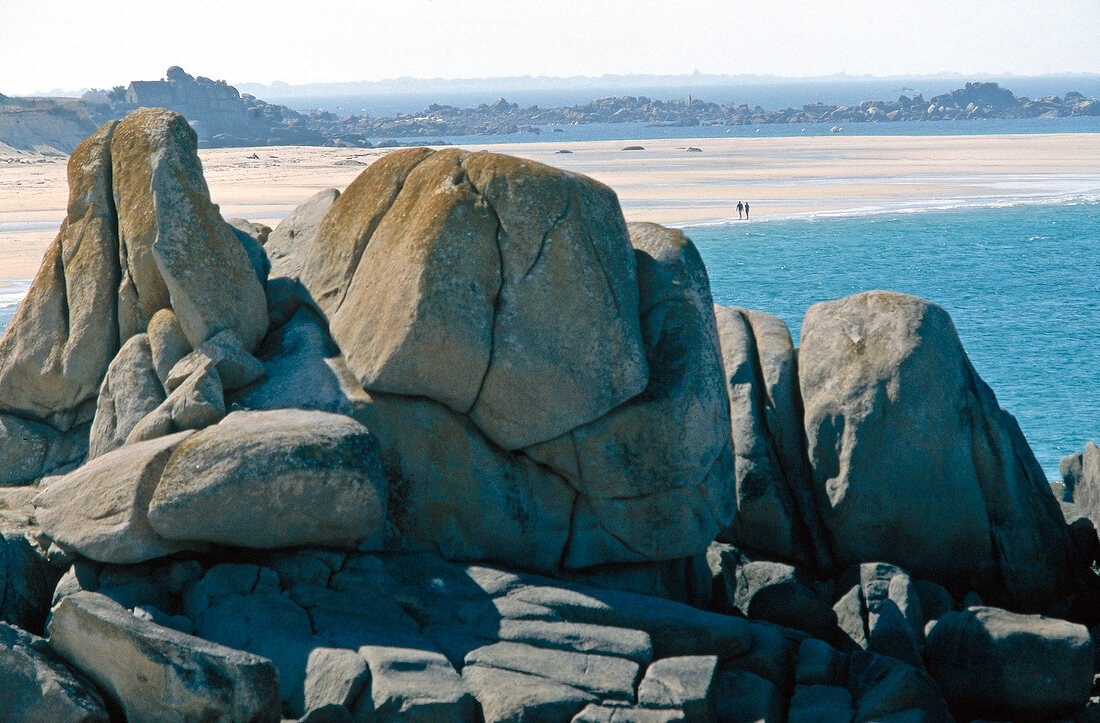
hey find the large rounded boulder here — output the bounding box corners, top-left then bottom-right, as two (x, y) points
(798, 291), (1073, 609)
(300, 148), (649, 450)
(147, 410), (387, 549)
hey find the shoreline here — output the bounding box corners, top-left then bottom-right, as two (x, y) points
(2, 131), (1098, 280)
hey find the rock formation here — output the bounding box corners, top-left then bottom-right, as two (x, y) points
(0, 109), (1097, 721)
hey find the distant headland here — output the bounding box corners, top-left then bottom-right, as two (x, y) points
(1, 66), (1097, 154)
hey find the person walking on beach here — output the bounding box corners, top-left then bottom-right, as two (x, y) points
(737, 201), (743, 220)
(744, 202), (750, 219)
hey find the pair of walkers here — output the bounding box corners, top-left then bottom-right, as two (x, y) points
(737, 201), (751, 220)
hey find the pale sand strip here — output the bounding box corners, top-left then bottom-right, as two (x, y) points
(2, 133), (1099, 280)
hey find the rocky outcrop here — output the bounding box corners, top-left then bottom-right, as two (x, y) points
(0, 121), (119, 471)
(799, 291), (1074, 610)
(0, 107), (269, 485)
(111, 108), (268, 348)
(48, 548), (953, 721)
(1, 114), (1097, 720)
(1062, 441), (1100, 531)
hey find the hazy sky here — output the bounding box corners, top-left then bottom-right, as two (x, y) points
(2, 0), (1097, 94)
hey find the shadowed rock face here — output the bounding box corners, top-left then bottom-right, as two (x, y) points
(799, 290), (1073, 610)
(713, 304), (831, 573)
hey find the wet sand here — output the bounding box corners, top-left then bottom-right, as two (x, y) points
(2, 132), (1099, 280)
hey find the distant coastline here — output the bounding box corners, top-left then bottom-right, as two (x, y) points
(2, 67), (1098, 155)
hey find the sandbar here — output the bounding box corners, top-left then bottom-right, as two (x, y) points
(2, 132), (1098, 281)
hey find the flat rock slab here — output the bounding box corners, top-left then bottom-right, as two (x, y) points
(47, 591), (280, 723)
(34, 431), (197, 564)
(0, 621), (109, 723)
(358, 641), (476, 723)
(637, 655), (717, 723)
(494, 619), (653, 665)
(462, 664), (596, 723)
(572, 705), (685, 722)
(464, 640), (639, 701)
(147, 409), (387, 548)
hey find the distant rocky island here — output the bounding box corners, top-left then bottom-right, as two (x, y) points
(1, 66), (1097, 154)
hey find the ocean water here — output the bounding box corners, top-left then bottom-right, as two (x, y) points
(0, 280), (30, 336)
(690, 201), (1100, 480)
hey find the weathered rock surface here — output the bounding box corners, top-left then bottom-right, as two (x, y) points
(572, 704), (685, 722)
(232, 307), (366, 417)
(1063, 441), (1100, 530)
(165, 329), (264, 393)
(0, 413), (85, 486)
(146, 308), (192, 387)
(306, 148), (648, 450)
(464, 641), (639, 700)
(924, 606), (1093, 719)
(360, 391), (575, 572)
(266, 188), (340, 280)
(48, 591), (281, 722)
(713, 304), (830, 571)
(111, 107), (268, 349)
(529, 223), (734, 566)
(463, 664), (596, 722)
(144, 356), (227, 435)
(0, 120), (119, 427)
(0, 621), (109, 723)
(359, 639), (477, 722)
(302, 647), (368, 714)
(636, 655), (717, 722)
(87, 333), (165, 458)
(33, 431), (198, 564)
(148, 410), (387, 548)
(799, 291), (1073, 609)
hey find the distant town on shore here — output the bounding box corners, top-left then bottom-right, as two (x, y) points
(2, 66), (1098, 154)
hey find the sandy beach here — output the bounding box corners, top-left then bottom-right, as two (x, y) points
(2, 132), (1099, 281)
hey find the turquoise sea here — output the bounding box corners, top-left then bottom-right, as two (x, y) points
(691, 201), (1100, 480)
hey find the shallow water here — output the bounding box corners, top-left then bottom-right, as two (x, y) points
(691, 200), (1100, 479)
